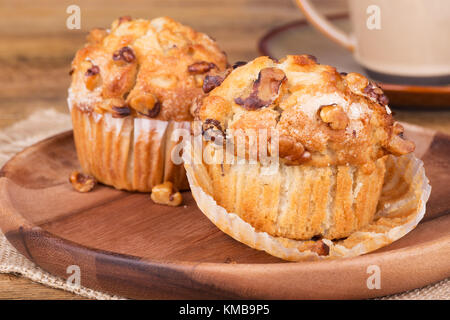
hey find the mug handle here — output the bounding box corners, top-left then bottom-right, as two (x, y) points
(294, 0), (356, 52)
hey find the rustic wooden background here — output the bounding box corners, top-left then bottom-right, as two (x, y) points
(0, 0), (448, 299)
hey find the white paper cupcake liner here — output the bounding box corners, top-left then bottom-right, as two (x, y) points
(183, 141), (431, 261)
(70, 103), (190, 192)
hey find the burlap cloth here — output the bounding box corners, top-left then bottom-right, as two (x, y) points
(0, 109), (448, 300)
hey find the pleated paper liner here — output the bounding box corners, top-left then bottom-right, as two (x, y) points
(71, 106), (190, 192)
(184, 142), (431, 261)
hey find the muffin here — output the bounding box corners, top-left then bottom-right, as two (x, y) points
(184, 55), (430, 260)
(68, 16), (228, 191)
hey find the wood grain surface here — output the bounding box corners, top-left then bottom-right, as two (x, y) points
(0, 0), (449, 299)
(0, 273), (86, 300)
(0, 127), (448, 299)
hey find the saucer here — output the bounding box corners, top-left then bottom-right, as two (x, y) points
(258, 15), (450, 108)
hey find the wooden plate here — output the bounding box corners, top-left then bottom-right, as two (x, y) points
(258, 15), (450, 108)
(0, 124), (449, 299)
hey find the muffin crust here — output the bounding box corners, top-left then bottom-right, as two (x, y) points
(197, 55), (415, 167)
(70, 16), (228, 121)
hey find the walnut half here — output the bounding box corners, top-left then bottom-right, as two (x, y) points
(235, 67), (286, 110)
(84, 64), (101, 91)
(69, 171), (96, 193)
(128, 93), (160, 118)
(386, 122), (415, 155)
(151, 182), (183, 207)
(187, 61), (217, 74)
(202, 118), (225, 146)
(319, 104), (349, 130)
(112, 46), (136, 63)
(363, 81), (389, 106)
(278, 135), (310, 164)
(202, 68), (232, 93)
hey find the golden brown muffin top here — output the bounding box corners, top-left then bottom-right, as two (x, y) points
(197, 55), (415, 167)
(69, 16), (228, 121)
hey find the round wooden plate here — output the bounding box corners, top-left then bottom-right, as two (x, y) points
(0, 124), (449, 299)
(258, 15), (450, 108)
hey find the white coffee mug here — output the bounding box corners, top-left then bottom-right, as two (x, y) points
(295, 0), (450, 84)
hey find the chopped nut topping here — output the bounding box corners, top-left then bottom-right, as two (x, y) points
(99, 98), (124, 112)
(85, 65), (100, 77)
(278, 135), (310, 164)
(254, 68), (286, 102)
(363, 81), (389, 106)
(386, 122), (415, 155)
(202, 118), (223, 133)
(310, 240), (329, 256)
(235, 67), (286, 110)
(111, 105), (131, 118)
(387, 135), (415, 155)
(292, 54), (317, 66)
(202, 118), (225, 144)
(203, 75), (224, 93)
(202, 68), (232, 93)
(69, 171), (96, 193)
(151, 181), (183, 207)
(112, 46), (136, 63)
(319, 104), (349, 130)
(187, 61), (217, 74)
(128, 93), (160, 117)
(344, 72), (368, 94)
(392, 121), (404, 136)
(84, 65), (101, 91)
(138, 101), (161, 118)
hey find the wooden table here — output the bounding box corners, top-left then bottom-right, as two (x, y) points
(0, 0), (448, 299)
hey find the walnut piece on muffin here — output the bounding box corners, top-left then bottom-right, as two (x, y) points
(198, 55), (414, 168)
(70, 16), (228, 120)
(68, 16), (228, 192)
(193, 55), (416, 241)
